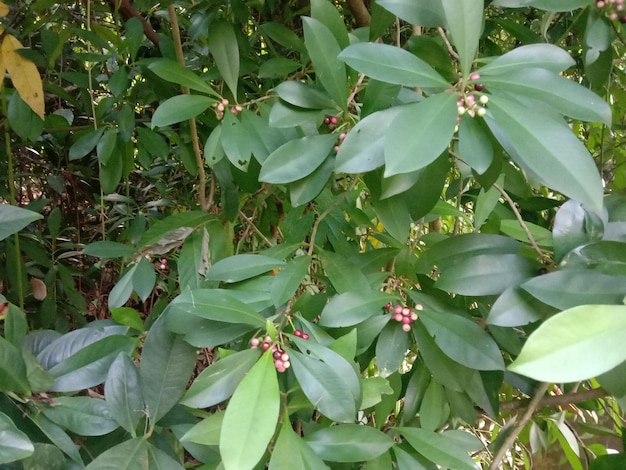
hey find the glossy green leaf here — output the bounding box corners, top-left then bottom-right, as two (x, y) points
(518, 0), (591, 11)
(384, 93), (457, 176)
(304, 425), (393, 462)
(85, 437), (148, 469)
(552, 200), (597, 262)
(311, 0), (349, 49)
(0, 205), (43, 242)
(259, 134), (336, 183)
(0, 412), (34, 464)
(419, 379), (449, 431)
(361, 376), (394, 409)
(108, 267), (135, 309)
(41, 397), (119, 436)
(68, 128), (104, 160)
(302, 17), (347, 108)
(241, 109), (286, 163)
(258, 57), (301, 78)
(335, 106), (404, 174)
(289, 349), (358, 422)
(206, 254), (283, 283)
(181, 348), (261, 408)
(270, 255), (311, 306)
(509, 305), (626, 382)
(371, 192), (412, 242)
(485, 94), (603, 215)
(139, 211), (212, 248)
(0, 336), (30, 394)
(261, 22), (306, 53)
(435, 253), (539, 296)
(338, 43), (450, 90)
(458, 113), (493, 174)
(478, 43), (576, 75)
(560, 241), (626, 275)
(319, 290), (396, 327)
(487, 285), (556, 327)
(28, 413), (83, 465)
(82, 241), (136, 258)
(147, 58), (219, 97)
(140, 317), (198, 423)
(500, 219), (553, 248)
(151, 95), (215, 129)
(319, 249), (370, 294)
(397, 427), (477, 470)
(221, 110), (253, 171)
(203, 123), (225, 167)
(289, 154), (335, 206)
(220, 351), (280, 470)
(269, 418), (329, 470)
(96, 128), (117, 165)
(132, 257), (156, 302)
(274, 81), (337, 109)
(376, 0), (444, 26)
(420, 310), (505, 370)
(111, 307), (144, 332)
(401, 362), (432, 424)
(208, 20), (239, 98)
(375, 321), (410, 377)
(481, 68), (611, 125)
(105, 353), (144, 436)
(442, 0), (482, 78)
(521, 270), (626, 311)
(146, 442), (185, 469)
(181, 411), (224, 446)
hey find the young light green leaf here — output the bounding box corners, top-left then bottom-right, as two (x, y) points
(105, 353), (144, 436)
(0, 205), (43, 242)
(302, 17), (347, 109)
(269, 417), (329, 470)
(338, 43), (450, 90)
(441, 0), (483, 78)
(303, 425), (393, 462)
(148, 58), (219, 97)
(396, 427), (477, 470)
(478, 43), (576, 75)
(318, 290), (397, 327)
(220, 351), (280, 470)
(259, 134), (336, 184)
(485, 94), (604, 215)
(509, 305), (626, 382)
(206, 254), (285, 283)
(181, 348), (261, 408)
(419, 310), (505, 370)
(151, 95), (215, 129)
(208, 20), (240, 99)
(180, 411), (225, 446)
(384, 93), (457, 177)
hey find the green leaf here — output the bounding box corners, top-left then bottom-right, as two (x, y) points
(311, 0), (349, 49)
(478, 43), (576, 75)
(499, 219), (553, 248)
(41, 397), (119, 436)
(487, 285), (557, 327)
(302, 17), (347, 109)
(335, 106), (404, 174)
(458, 113), (493, 174)
(220, 351), (280, 470)
(259, 134), (336, 183)
(396, 427), (477, 470)
(109, 267), (136, 309)
(435, 253), (539, 296)
(304, 425), (393, 462)
(97, 128), (118, 165)
(181, 411), (224, 446)
(132, 257), (155, 302)
(181, 348), (261, 408)
(208, 20), (240, 98)
(274, 81), (337, 109)
(289, 349), (358, 423)
(509, 305), (626, 382)
(419, 379), (448, 431)
(560, 241), (626, 276)
(289, 155), (335, 206)
(146, 441), (185, 469)
(140, 317), (198, 423)
(441, 0), (482, 78)
(375, 0), (444, 27)
(258, 57), (301, 78)
(361, 376), (394, 409)
(518, 0), (591, 11)
(375, 321), (410, 377)
(319, 290), (396, 327)
(0, 205), (43, 242)
(338, 43), (450, 90)
(481, 68), (612, 125)
(384, 93), (457, 176)
(319, 249), (370, 294)
(203, 123), (225, 167)
(28, 414), (83, 465)
(85, 437), (148, 470)
(111, 307), (144, 332)
(270, 255), (311, 307)
(0, 335), (30, 394)
(485, 94), (604, 215)
(147, 58), (219, 97)
(139, 211), (213, 248)
(419, 310), (505, 370)
(151, 95), (215, 129)
(105, 353), (144, 436)
(206, 254), (284, 283)
(269, 418), (329, 470)
(0, 412), (33, 464)
(83, 241), (137, 258)
(221, 110), (253, 171)
(69, 128), (104, 160)
(552, 200), (597, 262)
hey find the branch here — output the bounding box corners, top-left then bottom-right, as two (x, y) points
(438, 27), (459, 61)
(500, 387), (608, 412)
(488, 382), (550, 470)
(105, 0), (160, 45)
(345, 0), (370, 27)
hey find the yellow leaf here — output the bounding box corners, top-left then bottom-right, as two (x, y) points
(0, 2), (8, 17)
(0, 49), (5, 92)
(2, 34), (44, 119)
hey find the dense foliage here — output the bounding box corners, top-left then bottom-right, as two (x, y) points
(1, 0), (626, 468)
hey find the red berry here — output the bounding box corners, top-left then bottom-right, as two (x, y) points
(251, 338), (260, 347)
(294, 329), (303, 337)
(394, 313), (403, 322)
(261, 342), (271, 351)
(281, 353), (290, 362)
(402, 323), (411, 332)
(621, 15), (626, 22)
(474, 84), (485, 92)
(469, 72), (481, 81)
(323, 117), (330, 125)
(302, 332), (310, 340)
(402, 307), (411, 316)
(273, 350), (283, 359)
(402, 316), (411, 324)
(385, 302), (392, 310)
(330, 116), (339, 125)
(333, 145), (340, 152)
(394, 305), (403, 315)
(410, 312), (418, 321)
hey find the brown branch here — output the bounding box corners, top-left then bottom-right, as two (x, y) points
(500, 387), (609, 413)
(346, 0), (370, 27)
(106, 0), (160, 45)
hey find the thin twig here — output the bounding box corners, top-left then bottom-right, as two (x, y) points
(438, 27), (459, 61)
(500, 387), (608, 412)
(488, 382), (550, 470)
(494, 183), (548, 262)
(239, 211), (275, 247)
(347, 73), (365, 110)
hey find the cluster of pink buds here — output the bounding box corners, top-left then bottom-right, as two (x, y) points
(385, 302), (423, 332)
(333, 132), (346, 153)
(457, 73), (488, 121)
(323, 115), (339, 131)
(250, 330), (308, 372)
(159, 258), (167, 270)
(215, 99), (243, 120)
(293, 328), (310, 340)
(596, 0), (626, 23)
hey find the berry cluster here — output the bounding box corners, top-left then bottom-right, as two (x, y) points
(250, 330), (309, 372)
(385, 302), (423, 332)
(323, 115), (339, 131)
(215, 99), (243, 120)
(596, 0), (626, 23)
(458, 73), (488, 120)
